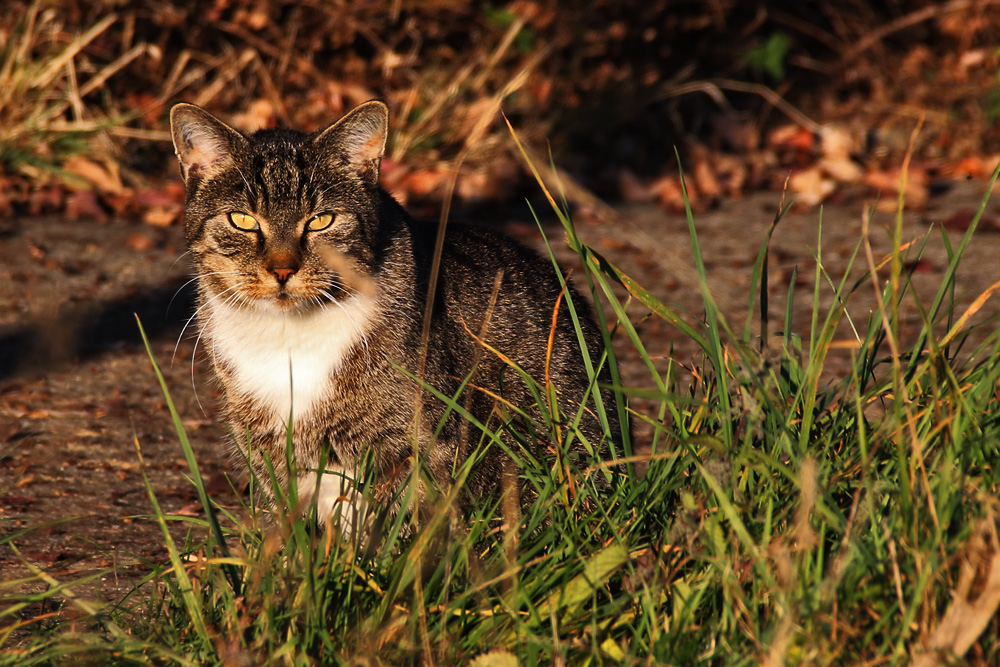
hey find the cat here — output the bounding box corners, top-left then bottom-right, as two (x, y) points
(169, 100), (622, 533)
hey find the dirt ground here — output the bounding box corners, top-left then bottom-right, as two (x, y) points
(3, 179), (1000, 603)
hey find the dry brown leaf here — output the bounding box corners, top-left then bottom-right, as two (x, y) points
(768, 124), (815, 154)
(173, 503), (202, 518)
(400, 168), (452, 200)
(819, 156), (864, 184)
(125, 233), (156, 252)
(911, 515), (1000, 667)
(866, 166), (930, 210)
(650, 175), (694, 213)
(819, 125), (856, 161)
(143, 206), (182, 227)
(693, 158), (721, 201)
(64, 191), (108, 222)
(230, 98), (276, 132)
(713, 153), (748, 197)
(789, 166), (834, 207)
(62, 156), (126, 195)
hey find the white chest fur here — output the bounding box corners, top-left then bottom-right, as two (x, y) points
(205, 296), (377, 425)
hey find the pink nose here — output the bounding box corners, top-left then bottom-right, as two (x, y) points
(272, 266), (296, 282)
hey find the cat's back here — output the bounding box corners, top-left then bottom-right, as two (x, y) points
(398, 215), (604, 370)
(403, 216), (572, 304)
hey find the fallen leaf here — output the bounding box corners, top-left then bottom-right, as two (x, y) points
(769, 124), (815, 154)
(400, 168), (451, 199)
(143, 206), (182, 227)
(62, 156), (125, 195)
(174, 503), (202, 517)
(651, 175), (695, 213)
(865, 167), (929, 210)
(941, 155), (991, 180)
(942, 209), (975, 231)
(819, 156), (863, 183)
(125, 233), (156, 252)
(906, 259), (937, 273)
(693, 156), (722, 201)
(0, 495), (34, 507)
(0, 416), (22, 442)
(819, 125), (856, 161)
(230, 98), (276, 131)
(789, 166), (835, 207)
(135, 182), (184, 208)
(64, 191), (109, 221)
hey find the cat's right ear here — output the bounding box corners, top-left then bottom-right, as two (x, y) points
(169, 103), (244, 183)
(312, 100), (389, 186)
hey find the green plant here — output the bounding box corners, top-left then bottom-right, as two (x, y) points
(745, 31), (792, 81)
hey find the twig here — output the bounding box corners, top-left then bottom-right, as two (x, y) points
(31, 13), (117, 89)
(655, 78), (821, 133)
(843, 0), (1000, 62)
(193, 48), (256, 107)
(717, 79), (821, 133)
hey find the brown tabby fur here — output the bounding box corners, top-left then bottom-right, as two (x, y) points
(169, 100), (621, 528)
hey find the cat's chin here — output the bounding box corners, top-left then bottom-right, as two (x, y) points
(246, 293), (316, 315)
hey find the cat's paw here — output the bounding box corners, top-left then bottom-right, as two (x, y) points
(297, 467), (367, 537)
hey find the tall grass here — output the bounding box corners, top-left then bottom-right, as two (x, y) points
(4, 161), (1000, 665)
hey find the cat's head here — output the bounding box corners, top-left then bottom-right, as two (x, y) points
(169, 101), (388, 313)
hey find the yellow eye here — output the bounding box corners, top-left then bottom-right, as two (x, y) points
(307, 213), (334, 232)
(228, 212), (260, 231)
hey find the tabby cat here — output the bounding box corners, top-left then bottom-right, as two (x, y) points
(169, 100), (620, 531)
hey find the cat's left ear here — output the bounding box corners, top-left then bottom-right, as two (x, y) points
(313, 100), (389, 185)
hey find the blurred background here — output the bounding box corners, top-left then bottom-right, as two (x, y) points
(5, 0), (1000, 223)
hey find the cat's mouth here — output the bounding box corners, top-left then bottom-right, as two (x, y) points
(245, 285), (306, 312)
(268, 289), (302, 310)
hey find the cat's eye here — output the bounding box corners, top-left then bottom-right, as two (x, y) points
(306, 213), (334, 232)
(228, 212), (260, 231)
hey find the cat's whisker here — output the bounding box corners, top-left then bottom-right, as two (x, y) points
(169, 249), (192, 272)
(233, 162), (255, 201)
(314, 272), (359, 299)
(189, 328), (210, 418)
(167, 271), (243, 321)
(172, 280), (248, 364)
(319, 288), (371, 358)
(186, 283), (253, 414)
(186, 283), (252, 415)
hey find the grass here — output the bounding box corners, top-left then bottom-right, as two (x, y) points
(3, 158), (1000, 666)
(0, 4), (142, 187)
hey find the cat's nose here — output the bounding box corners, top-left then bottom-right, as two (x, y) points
(272, 266), (296, 283)
(266, 252), (300, 284)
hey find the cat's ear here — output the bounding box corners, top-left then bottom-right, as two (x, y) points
(169, 103), (245, 183)
(312, 101), (389, 185)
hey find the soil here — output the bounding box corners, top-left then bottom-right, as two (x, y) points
(3, 179), (1000, 605)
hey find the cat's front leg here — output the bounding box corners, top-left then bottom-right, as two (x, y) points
(234, 431), (364, 534)
(296, 464), (367, 536)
